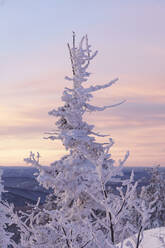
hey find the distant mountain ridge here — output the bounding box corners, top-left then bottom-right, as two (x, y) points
(1, 166), (49, 207)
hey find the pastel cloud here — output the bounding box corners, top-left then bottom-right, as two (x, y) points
(1, 93), (165, 167)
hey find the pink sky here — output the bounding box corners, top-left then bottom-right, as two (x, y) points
(0, 0), (165, 167)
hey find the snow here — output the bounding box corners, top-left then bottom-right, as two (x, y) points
(119, 227), (165, 248)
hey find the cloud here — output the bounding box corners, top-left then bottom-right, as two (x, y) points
(86, 99), (165, 131)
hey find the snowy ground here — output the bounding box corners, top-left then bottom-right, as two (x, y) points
(119, 227), (165, 248)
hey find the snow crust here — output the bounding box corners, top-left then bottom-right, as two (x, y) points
(119, 227), (165, 248)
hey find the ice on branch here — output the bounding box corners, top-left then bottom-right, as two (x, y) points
(0, 170), (17, 248)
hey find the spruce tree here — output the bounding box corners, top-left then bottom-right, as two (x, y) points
(0, 170), (16, 248)
(140, 165), (165, 228)
(20, 33), (153, 248)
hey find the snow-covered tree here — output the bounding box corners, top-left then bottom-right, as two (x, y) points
(19, 33), (152, 248)
(0, 169), (17, 248)
(140, 165), (165, 228)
